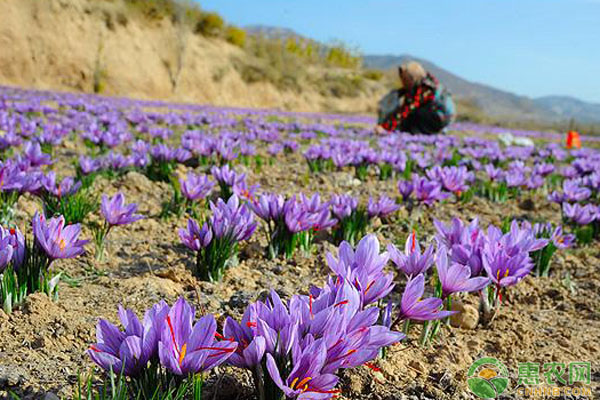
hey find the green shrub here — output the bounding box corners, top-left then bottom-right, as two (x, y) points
(363, 69), (384, 81)
(195, 12), (224, 37)
(325, 43), (361, 69)
(124, 0), (177, 21)
(317, 74), (365, 98)
(226, 26), (247, 47)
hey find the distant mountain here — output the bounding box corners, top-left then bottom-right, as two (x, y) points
(534, 96), (600, 123)
(364, 54), (600, 124)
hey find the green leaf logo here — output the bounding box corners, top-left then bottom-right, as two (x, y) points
(467, 357), (509, 399)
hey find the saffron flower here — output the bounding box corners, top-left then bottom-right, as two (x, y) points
(89, 302), (169, 377)
(101, 192), (144, 227)
(388, 231), (435, 278)
(435, 249), (489, 298)
(562, 202), (596, 225)
(178, 219), (212, 252)
(325, 234), (394, 306)
(265, 343), (340, 399)
(0, 234), (13, 273)
(481, 245), (533, 287)
(179, 171), (214, 202)
(180, 195), (256, 281)
(397, 274), (456, 322)
(159, 297), (237, 375)
(412, 175), (447, 206)
(32, 212), (88, 261)
(367, 195), (400, 219)
(94, 192), (144, 260)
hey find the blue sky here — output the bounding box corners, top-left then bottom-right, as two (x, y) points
(199, 0), (600, 103)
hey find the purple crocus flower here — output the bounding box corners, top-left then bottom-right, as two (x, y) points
(485, 220), (548, 256)
(367, 195), (400, 218)
(32, 212), (88, 260)
(397, 274), (456, 322)
(179, 219), (213, 251)
(88, 301), (169, 376)
(211, 165), (245, 188)
(232, 181), (260, 202)
(484, 164), (504, 181)
(388, 231), (434, 277)
(42, 172), (81, 198)
(0, 234), (13, 273)
(209, 195), (257, 241)
(562, 180), (591, 202)
(179, 172), (214, 202)
(266, 343), (339, 399)
(412, 175), (447, 206)
(325, 234), (394, 307)
(562, 202), (597, 225)
(526, 174), (544, 190)
(249, 193), (286, 221)
(532, 223), (575, 250)
(101, 192), (144, 226)
(437, 166), (472, 195)
(223, 308), (266, 369)
(23, 141), (52, 167)
(159, 297), (237, 375)
(533, 162), (555, 177)
(435, 249), (489, 298)
(330, 194), (358, 220)
(482, 246), (533, 287)
(547, 191), (565, 204)
(79, 155), (102, 175)
(505, 170), (526, 188)
(397, 179), (414, 200)
(0, 226), (25, 270)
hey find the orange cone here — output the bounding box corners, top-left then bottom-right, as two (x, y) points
(566, 130), (581, 149)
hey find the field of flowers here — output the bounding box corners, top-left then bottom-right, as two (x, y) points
(0, 85), (599, 399)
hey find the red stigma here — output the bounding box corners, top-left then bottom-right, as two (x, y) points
(309, 295), (313, 318)
(214, 332), (233, 341)
(166, 316), (177, 345)
(411, 230), (416, 253)
(246, 321), (257, 328)
(365, 362), (381, 372)
(333, 300), (349, 308)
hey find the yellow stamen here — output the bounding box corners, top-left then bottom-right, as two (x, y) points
(504, 269), (509, 278)
(179, 343), (187, 366)
(290, 377), (299, 390)
(297, 376), (312, 391)
(59, 238), (66, 251)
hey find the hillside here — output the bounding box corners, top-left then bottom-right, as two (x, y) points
(0, 0), (385, 114)
(364, 55), (600, 124)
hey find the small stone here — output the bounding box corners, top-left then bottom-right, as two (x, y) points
(228, 291), (254, 310)
(519, 199), (536, 211)
(0, 365), (29, 386)
(450, 301), (479, 330)
(43, 393), (60, 400)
